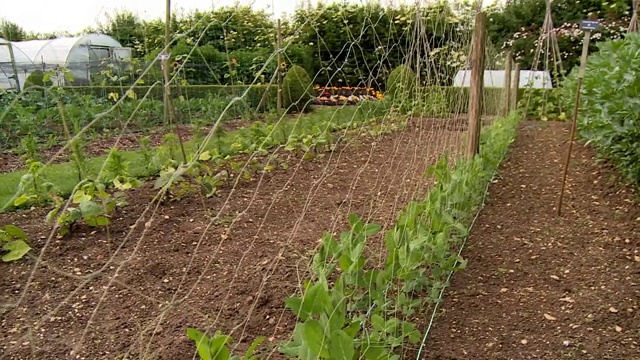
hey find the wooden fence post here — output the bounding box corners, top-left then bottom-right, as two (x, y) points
(510, 63), (521, 111)
(466, 11), (487, 159)
(276, 19), (283, 113)
(503, 51), (513, 116)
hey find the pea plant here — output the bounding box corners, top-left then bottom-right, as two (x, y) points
(186, 328), (265, 360)
(280, 114), (520, 359)
(281, 214), (422, 360)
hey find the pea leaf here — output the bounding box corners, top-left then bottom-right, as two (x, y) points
(301, 319), (328, 358)
(328, 330), (354, 360)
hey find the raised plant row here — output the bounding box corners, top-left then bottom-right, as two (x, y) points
(186, 113), (520, 359)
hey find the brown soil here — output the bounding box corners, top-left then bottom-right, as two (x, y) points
(0, 117), (467, 359)
(423, 121), (640, 359)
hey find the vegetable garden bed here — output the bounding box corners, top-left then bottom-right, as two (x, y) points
(0, 115), (477, 359)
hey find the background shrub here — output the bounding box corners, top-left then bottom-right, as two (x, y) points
(283, 65), (313, 113)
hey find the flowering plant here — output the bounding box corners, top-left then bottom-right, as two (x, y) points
(311, 86), (384, 106)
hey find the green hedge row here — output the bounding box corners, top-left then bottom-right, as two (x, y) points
(63, 85), (517, 116)
(66, 85), (279, 111)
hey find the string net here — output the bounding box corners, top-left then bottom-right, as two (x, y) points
(0, 0), (504, 358)
(517, 0), (565, 121)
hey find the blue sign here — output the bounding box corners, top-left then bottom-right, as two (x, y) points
(581, 20), (600, 31)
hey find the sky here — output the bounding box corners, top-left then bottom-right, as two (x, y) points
(1, 0), (499, 35)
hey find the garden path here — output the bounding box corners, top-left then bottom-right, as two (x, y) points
(424, 121), (639, 359)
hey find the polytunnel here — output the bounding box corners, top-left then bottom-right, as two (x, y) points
(12, 34), (132, 87)
(0, 37), (36, 91)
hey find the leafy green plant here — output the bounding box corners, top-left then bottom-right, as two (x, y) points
(561, 33), (640, 186)
(0, 225), (31, 262)
(18, 133), (40, 162)
(386, 65), (417, 104)
(518, 87), (567, 121)
(282, 214), (421, 360)
(12, 160), (55, 208)
(47, 180), (126, 237)
(101, 147), (143, 190)
(151, 133), (183, 170)
(283, 65), (313, 113)
(186, 328), (265, 360)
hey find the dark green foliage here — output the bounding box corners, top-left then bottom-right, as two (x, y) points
(283, 65), (313, 113)
(518, 88), (567, 121)
(0, 19), (27, 41)
(561, 34), (640, 186)
(23, 70), (52, 88)
(487, 0), (630, 74)
(386, 64), (417, 102)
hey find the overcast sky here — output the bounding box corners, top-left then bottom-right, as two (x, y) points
(1, 0), (499, 35)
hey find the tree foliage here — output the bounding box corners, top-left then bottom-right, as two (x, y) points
(6, 0), (633, 88)
(487, 0), (631, 73)
(0, 19), (26, 41)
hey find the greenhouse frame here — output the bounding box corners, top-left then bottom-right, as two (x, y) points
(0, 34), (132, 91)
(0, 37), (34, 91)
(453, 69), (554, 89)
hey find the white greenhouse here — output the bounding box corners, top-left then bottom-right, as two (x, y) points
(453, 70), (554, 89)
(0, 37), (35, 91)
(0, 34), (132, 90)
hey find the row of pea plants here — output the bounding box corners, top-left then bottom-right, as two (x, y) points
(186, 113), (520, 358)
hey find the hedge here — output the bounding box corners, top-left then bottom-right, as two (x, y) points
(63, 85), (514, 116)
(65, 85), (279, 112)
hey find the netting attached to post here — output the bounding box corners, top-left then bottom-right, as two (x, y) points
(518, 0), (564, 120)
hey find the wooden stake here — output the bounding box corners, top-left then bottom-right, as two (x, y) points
(510, 63), (520, 111)
(503, 51), (513, 117)
(276, 19), (283, 113)
(466, 11), (487, 159)
(163, 0), (186, 163)
(557, 29), (592, 216)
(163, 0), (173, 126)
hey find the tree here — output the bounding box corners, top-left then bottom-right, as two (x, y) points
(486, 0), (631, 73)
(98, 11), (146, 48)
(0, 19), (27, 41)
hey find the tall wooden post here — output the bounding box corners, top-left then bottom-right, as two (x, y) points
(162, 0), (186, 162)
(557, 20), (596, 216)
(276, 19), (283, 113)
(510, 63), (520, 111)
(503, 51), (513, 116)
(466, 11), (487, 159)
(163, 0), (174, 126)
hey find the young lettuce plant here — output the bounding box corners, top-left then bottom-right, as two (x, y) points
(1, 225), (31, 262)
(47, 180), (126, 237)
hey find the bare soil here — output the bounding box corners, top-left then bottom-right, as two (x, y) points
(423, 121), (640, 359)
(0, 117), (467, 359)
